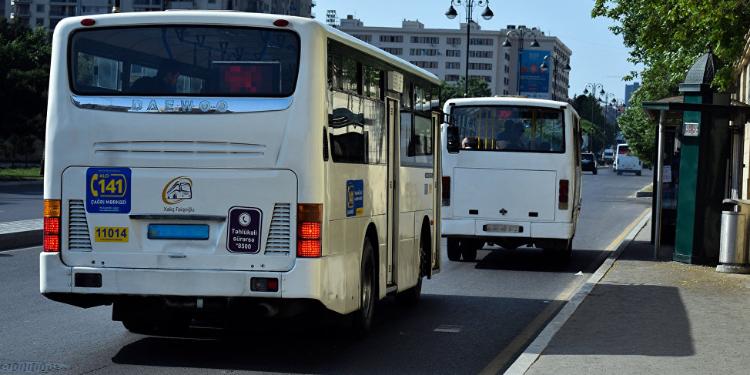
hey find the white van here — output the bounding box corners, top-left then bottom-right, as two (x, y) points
(613, 143), (642, 175)
(441, 97), (582, 261)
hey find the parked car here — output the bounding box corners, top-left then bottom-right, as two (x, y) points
(581, 152), (597, 174)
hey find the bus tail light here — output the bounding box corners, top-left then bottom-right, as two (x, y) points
(43, 199), (61, 252)
(442, 177), (451, 206)
(297, 203), (323, 258)
(559, 180), (569, 210)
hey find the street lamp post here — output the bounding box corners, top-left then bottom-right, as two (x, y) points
(540, 54), (571, 100)
(445, 0), (494, 96)
(583, 83), (605, 152)
(502, 28), (541, 95)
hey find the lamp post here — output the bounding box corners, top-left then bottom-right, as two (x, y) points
(445, 0), (494, 96)
(502, 28), (542, 95)
(583, 83), (605, 152)
(540, 53), (571, 100)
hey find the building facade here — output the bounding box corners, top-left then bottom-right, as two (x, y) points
(624, 82), (640, 106)
(734, 29), (750, 199)
(5, 0), (313, 30)
(338, 15), (572, 98)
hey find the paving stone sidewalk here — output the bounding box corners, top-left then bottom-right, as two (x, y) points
(526, 222), (750, 375)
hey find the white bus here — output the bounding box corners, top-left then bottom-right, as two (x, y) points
(441, 97), (582, 261)
(40, 11), (442, 334)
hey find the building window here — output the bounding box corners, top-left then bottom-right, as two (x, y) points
(447, 37), (461, 46)
(504, 66), (510, 73)
(410, 48), (438, 56)
(36, 18), (44, 26)
(382, 47), (403, 56)
(352, 34), (372, 43)
(505, 52), (511, 61)
(504, 77), (510, 85)
(469, 50), (493, 58)
(410, 36), (440, 44)
(410, 61), (438, 69)
(445, 74), (460, 81)
(468, 63), (492, 70)
(445, 61), (460, 70)
(469, 38), (493, 46)
(446, 49), (461, 57)
(470, 75), (492, 83)
(36, 4), (45, 12)
(379, 35), (403, 43)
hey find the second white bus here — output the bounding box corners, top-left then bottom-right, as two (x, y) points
(40, 11), (442, 334)
(441, 97), (582, 261)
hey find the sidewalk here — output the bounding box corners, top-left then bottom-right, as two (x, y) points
(525, 221), (750, 374)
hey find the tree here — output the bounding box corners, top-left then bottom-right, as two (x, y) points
(440, 77), (491, 101)
(0, 19), (51, 163)
(571, 94), (618, 153)
(591, 0), (750, 162)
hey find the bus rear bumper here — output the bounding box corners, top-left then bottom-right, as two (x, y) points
(441, 218), (574, 240)
(40, 253), (351, 314)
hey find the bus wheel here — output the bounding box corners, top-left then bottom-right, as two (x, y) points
(352, 240), (376, 335)
(544, 239), (572, 261)
(447, 238), (461, 261)
(460, 240), (477, 262)
(397, 228), (427, 305)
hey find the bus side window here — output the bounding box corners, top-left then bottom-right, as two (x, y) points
(402, 84), (435, 167)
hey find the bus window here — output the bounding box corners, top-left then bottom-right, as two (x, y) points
(451, 106), (565, 153)
(70, 26), (300, 96)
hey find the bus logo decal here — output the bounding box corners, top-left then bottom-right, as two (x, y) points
(346, 180), (364, 217)
(86, 167), (131, 214)
(162, 176), (193, 205)
(129, 99), (229, 113)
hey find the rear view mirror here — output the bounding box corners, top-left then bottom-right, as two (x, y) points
(447, 126), (460, 154)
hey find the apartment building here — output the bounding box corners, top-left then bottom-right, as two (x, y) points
(338, 15), (572, 98)
(5, 0), (313, 30)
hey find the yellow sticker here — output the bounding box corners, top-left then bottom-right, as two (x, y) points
(94, 226), (129, 242)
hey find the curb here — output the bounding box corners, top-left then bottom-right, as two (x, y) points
(0, 230), (43, 251)
(503, 209), (651, 375)
(635, 183), (653, 198)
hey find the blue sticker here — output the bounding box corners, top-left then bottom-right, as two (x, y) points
(86, 167), (131, 213)
(346, 180), (364, 217)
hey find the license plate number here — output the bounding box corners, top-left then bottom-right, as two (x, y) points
(94, 226), (129, 242)
(483, 224), (523, 233)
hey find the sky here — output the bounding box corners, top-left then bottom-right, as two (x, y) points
(312, 0), (639, 101)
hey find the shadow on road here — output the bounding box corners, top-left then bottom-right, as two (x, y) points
(111, 294), (555, 374)
(474, 247), (608, 274)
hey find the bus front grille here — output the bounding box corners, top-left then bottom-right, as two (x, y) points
(265, 203), (291, 256)
(68, 200), (92, 250)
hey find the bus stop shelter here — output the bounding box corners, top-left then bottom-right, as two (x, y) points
(642, 50), (750, 263)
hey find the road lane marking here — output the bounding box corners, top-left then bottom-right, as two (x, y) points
(434, 325), (462, 333)
(479, 208), (651, 375)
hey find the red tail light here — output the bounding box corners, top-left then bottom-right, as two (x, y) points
(297, 204), (323, 258)
(559, 180), (569, 210)
(442, 176), (451, 206)
(43, 200), (61, 253)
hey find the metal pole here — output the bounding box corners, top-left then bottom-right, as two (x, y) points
(464, 0), (472, 96)
(731, 120), (741, 200)
(654, 110), (666, 260)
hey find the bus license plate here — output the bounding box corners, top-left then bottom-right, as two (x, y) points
(94, 226), (129, 242)
(484, 224), (522, 233)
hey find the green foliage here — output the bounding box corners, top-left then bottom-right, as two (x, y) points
(592, 0), (750, 91)
(571, 94), (618, 153)
(0, 19), (51, 162)
(440, 77), (491, 101)
(591, 0), (750, 162)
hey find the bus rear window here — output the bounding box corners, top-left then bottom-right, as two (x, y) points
(451, 106), (565, 153)
(69, 26), (300, 97)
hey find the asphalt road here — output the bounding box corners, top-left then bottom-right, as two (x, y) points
(0, 181), (42, 222)
(0, 166), (652, 375)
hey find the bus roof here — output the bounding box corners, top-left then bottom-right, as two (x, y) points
(445, 97), (572, 111)
(57, 10), (441, 86)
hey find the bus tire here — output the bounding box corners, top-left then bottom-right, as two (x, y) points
(544, 239), (572, 261)
(460, 240), (477, 262)
(352, 240), (376, 335)
(447, 238), (461, 261)
(397, 225), (428, 306)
